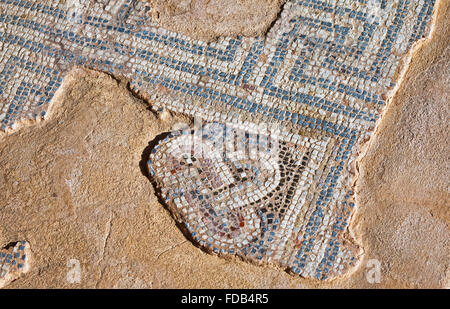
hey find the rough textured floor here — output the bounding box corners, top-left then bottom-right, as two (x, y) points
(149, 0), (286, 41)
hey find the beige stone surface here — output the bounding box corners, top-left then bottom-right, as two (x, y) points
(0, 1), (448, 288)
(149, 0), (286, 41)
(351, 6), (450, 288)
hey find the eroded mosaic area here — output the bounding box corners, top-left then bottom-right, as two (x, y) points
(0, 0), (437, 279)
(0, 241), (31, 288)
(149, 123), (360, 278)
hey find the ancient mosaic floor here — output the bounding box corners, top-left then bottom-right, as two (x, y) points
(0, 0), (442, 286)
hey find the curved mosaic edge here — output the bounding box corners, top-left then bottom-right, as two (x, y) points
(148, 122), (362, 280)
